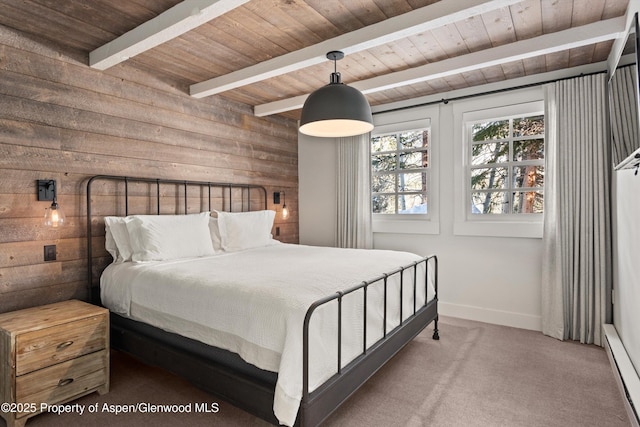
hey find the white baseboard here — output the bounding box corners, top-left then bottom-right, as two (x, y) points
(439, 302), (542, 331)
(603, 324), (640, 427)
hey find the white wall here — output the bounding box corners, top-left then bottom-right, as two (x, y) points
(613, 167), (640, 374)
(299, 87), (544, 331)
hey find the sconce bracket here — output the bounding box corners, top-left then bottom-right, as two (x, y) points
(273, 192), (281, 205)
(37, 180), (56, 201)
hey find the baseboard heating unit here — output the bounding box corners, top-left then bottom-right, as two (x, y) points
(603, 324), (640, 427)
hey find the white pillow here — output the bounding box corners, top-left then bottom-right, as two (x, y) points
(104, 216), (134, 262)
(104, 225), (118, 261)
(208, 217), (223, 252)
(126, 212), (215, 262)
(216, 210), (276, 252)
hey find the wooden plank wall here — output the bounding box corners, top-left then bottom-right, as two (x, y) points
(0, 24), (299, 314)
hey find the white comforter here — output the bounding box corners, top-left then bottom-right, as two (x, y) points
(101, 243), (435, 426)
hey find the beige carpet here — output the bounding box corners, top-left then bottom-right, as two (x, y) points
(19, 316), (629, 427)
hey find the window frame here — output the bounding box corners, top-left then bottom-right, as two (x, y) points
(454, 96), (545, 239)
(371, 105), (439, 235)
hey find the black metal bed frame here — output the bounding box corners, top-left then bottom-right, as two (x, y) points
(86, 175), (439, 427)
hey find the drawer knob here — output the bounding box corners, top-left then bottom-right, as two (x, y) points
(56, 341), (74, 350)
(57, 378), (74, 387)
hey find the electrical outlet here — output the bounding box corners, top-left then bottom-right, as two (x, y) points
(44, 245), (56, 262)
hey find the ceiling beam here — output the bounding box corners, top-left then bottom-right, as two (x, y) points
(189, 0), (523, 98)
(89, 0), (249, 70)
(254, 17), (625, 117)
(371, 60), (611, 114)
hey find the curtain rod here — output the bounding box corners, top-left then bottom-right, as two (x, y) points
(372, 67), (614, 115)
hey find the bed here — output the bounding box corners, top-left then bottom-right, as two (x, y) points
(86, 175), (439, 426)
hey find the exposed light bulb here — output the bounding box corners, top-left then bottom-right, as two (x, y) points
(44, 201), (66, 227)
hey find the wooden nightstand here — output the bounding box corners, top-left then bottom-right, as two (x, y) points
(0, 300), (109, 427)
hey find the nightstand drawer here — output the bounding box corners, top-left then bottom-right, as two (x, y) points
(16, 314), (107, 376)
(15, 350), (108, 414)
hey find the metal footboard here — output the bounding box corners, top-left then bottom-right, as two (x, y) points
(300, 255), (439, 426)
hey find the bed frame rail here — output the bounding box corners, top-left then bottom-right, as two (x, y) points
(301, 255), (438, 426)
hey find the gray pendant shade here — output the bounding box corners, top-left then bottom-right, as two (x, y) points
(299, 52), (373, 138)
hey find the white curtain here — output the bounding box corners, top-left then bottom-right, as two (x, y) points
(336, 134), (373, 249)
(542, 74), (612, 346)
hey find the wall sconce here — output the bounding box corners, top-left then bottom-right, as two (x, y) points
(273, 191), (288, 220)
(38, 180), (66, 227)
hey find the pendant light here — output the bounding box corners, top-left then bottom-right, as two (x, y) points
(299, 51), (373, 138)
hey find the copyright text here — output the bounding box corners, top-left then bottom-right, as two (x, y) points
(1, 402), (220, 416)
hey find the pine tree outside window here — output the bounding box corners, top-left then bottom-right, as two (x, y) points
(468, 114), (544, 216)
(371, 128), (430, 215)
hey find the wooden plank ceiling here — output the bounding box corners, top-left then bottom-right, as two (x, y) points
(0, 0), (630, 120)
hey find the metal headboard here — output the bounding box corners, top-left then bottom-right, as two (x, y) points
(86, 175), (268, 303)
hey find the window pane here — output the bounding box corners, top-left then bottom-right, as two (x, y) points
(471, 167), (507, 190)
(472, 120), (509, 141)
(398, 194), (427, 214)
(370, 127), (430, 216)
(372, 153), (397, 172)
(372, 134), (397, 153)
(471, 142), (509, 165)
(399, 172), (426, 192)
(373, 194), (395, 214)
(400, 151), (428, 169)
(466, 107), (544, 217)
(471, 191), (509, 214)
(513, 139), (544, 161)
(513, 166), (544, 188)
(512, 191), (544, 213)
(372, 174), (395, 193)
(513, 115), (544, 137)
(400, 130), (428, 149)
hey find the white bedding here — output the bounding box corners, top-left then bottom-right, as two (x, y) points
(101, 243), (436, 426)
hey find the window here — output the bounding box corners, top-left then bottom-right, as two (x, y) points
(453, 95), (544, 238)
(467, 112), (544, 216)
(371, 128), (430, 215)
(370, 105), (438, 235)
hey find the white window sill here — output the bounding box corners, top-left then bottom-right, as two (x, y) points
(373, 217), (440, 235)
(453, 220), (542, 239)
